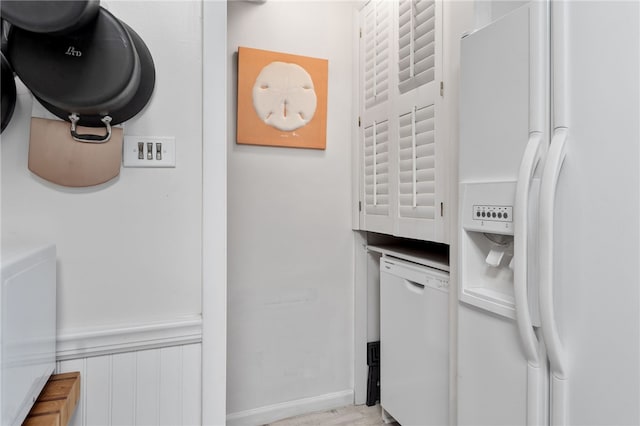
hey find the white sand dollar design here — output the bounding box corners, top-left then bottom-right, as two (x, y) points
(252, 61), (317, 132)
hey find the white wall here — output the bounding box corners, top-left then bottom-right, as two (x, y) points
(227, 0), (356, 420)
(1, 1), (203, 333)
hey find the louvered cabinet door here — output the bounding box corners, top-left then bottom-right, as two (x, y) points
(362, 118), (394, 233)
(356, 0), (447, 241)
(395, 103), (444, 241)
(359, 0), (395, 234)
(362, 0), (391, 112)
(398, 0), (438, 93)
(395, 0), (447, 242)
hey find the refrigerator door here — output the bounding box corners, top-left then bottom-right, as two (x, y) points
(458, 303), (528, 425)
(458, 8), (529, 184)
(458, 2), (548, 424)
(539, 1), (640, 424)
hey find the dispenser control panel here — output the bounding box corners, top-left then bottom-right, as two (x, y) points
(461, 181), (515, 234)
(473, 205), (513, 222)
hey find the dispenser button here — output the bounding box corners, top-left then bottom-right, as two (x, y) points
(473, 205), (513, 223)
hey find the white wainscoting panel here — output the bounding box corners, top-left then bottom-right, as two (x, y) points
(57, 344), (202, 426)
(55, 317), (202, 426)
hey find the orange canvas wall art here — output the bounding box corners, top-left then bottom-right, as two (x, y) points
(236, 47), (328, 150)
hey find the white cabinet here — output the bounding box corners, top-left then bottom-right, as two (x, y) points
(356, 0), (448, 244)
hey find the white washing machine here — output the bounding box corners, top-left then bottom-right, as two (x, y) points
(1, 239), (56, 426)
(380, 255), (449, 426)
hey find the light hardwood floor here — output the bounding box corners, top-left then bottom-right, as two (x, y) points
(266, 404), (398, 426)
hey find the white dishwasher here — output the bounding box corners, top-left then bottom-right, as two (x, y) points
(380, 255), (449, 426)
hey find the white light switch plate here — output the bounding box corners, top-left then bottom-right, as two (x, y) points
(123, 136), (176, 168)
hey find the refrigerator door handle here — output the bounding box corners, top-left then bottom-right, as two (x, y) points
(515, 131), (548, 426)
(514, 131), (542, 366)
(539, 126), (569, 425)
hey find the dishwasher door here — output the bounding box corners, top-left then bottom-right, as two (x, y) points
(380, 256), (449, 426)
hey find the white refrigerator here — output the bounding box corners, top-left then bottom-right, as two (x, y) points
(458, 1), (639, 425)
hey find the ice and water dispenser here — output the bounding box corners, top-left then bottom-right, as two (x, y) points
(459, 181), (518, 318)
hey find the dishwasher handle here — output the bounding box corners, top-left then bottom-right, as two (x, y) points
(404, 279), (425, 294)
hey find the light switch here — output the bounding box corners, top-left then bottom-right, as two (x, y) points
(123, 136), (176, 168)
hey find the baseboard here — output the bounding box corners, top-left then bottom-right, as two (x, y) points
(56, 315), (203, 360)
(226, 389), (354, 426)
